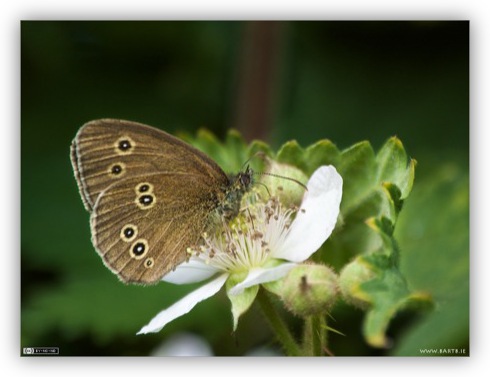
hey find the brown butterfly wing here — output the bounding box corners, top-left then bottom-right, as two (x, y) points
(70, 119), (230, 284)
(71, 119), (228, 212)
(91, 173), (220, 284)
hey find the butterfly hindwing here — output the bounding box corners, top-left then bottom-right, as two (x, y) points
(90, 172), (224, 284)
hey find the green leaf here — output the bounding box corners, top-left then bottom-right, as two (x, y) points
(339, 211), (434, 348)
(186, 128), (250, 173)
(336, 158), (468, 351)
(344, 188), (397, 224)
(391, 163), (469, 355)
(225, 129), (249, 169)
(366, 216), (395, 241)
(276, 140), (307, 172)
(339, 252), (433, 349)
(392, 288), (469, 356)
(359, 254), (433, 348)
(375, 137), (415, 199)
(247, 139), (274, 158)
(382, 182), (404, 215)
(337, 141), (376, 215)
(193, 128), (221, 156)
(326, 137), (426, 348)
(246, 140), (275, 173)
(304, 139), (340, 176)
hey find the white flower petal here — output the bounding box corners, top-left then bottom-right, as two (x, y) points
(277, 165), (342, 262)
(150, 333), (213, 356)
(137, 274), (228, 334)
(162, 258), (221, 284)
(229, 263), (297, 295)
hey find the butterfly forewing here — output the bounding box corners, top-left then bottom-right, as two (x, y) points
(71, 119), (228, 212)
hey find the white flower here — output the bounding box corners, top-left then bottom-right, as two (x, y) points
(137, 165), (343, 334)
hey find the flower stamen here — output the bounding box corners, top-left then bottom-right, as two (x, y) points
(186, 196), (296, 273)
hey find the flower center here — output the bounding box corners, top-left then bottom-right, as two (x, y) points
(187, 196), (297, 274)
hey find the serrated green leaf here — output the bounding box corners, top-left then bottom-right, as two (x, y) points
(338, 216), (434, 349)
(304, 139), (340, 175)
(382, 182), (403, 215)
(276, 140), (307, 172)
(319, 136), (423, 349)
(225, 128), (245, 147)
(225, 129), (249, 168)
(246, 140), (275, 173)
(337, 141), (376, 215)
(249, 133), (421, 350)
(188, 128), (231, 169)
(366, 217), (394, 238)
(320, 221), (382, 269)
(391, 163), (469, 355)
(375, 137), (415, 199)
(194, 128), (221, 155)
(344, 188), (397, 224)
(359, 261), (432, 348)
(188, 128), (249, 173)
(247, 140), (274, 158)
(398, 159), (417, 199)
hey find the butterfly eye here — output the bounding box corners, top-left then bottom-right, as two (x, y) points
(134, 243), (145, 254)
(111, 164), (123, 174)
(114, 136), (135, 155)
(129, 239), (149, 260)
(108, 162), (126, 178)
(119, 140), (131, 150)
(135, 182), (154, 194)
(134, 185), (156, 209)
(120, 224), (138, 242)
(144, 257), (154, 269)
(139, 195), (154, 206)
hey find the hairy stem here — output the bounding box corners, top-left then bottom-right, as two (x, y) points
(257, 289), (301, 356)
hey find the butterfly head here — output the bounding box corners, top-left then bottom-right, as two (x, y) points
(220, 165), (254, 221)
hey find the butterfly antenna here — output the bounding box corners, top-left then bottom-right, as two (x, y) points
(254, 171), (308, 192)
(239, 151), (308, 192)
(239, 151), (268, 172)
(254, 181), (271, 199)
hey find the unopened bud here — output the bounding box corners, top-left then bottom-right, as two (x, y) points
(338, 257), (377, 309)
(259, 160), (308, 207)
(280, 263), (339, 317)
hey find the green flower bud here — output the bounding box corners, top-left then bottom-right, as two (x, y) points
(280, 263), (339, 317)
(338, 257), (377, 309)
(258, 160), (308, 207)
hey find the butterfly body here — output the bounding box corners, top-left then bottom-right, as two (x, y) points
(71, 119), (252, 285)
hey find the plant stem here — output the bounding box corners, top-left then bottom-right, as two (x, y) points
(257, 289), (301, 356)
(303, 315), (326, 356)
(315, 315), (327, 355)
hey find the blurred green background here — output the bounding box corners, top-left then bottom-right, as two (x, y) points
(21, 21), (469, 356)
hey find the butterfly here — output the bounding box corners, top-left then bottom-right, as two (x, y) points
(70, 119), (252, 285)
